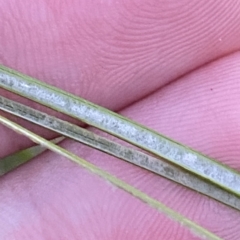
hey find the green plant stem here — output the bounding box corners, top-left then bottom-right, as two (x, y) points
(0, 65), (240, 197)
(0, 136), (64, 176)
(0, 95), (239, 211)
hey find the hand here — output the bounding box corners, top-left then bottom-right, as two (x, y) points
(1, 1), (240, 239)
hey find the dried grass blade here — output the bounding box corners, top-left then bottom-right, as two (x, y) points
(0, 114), (221, 240)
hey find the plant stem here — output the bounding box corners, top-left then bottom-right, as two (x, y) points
(0, 95), (239, 211)
(0, 114), (221, 240)
(0, 65), (240, 197)
(0, 136), (64, 176)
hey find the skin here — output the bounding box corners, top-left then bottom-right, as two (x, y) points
(1, 0), (240, 239)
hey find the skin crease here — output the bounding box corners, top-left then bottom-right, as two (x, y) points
(1, 0), (240, 239)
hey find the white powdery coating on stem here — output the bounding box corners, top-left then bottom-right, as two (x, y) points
(0, 71), (240, 194)
(1, 94), (240, 210)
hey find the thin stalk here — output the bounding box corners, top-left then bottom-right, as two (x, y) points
(0, 95), (240, 211)
(0, 65), (240, 197)
(0, 114), (221, 240)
